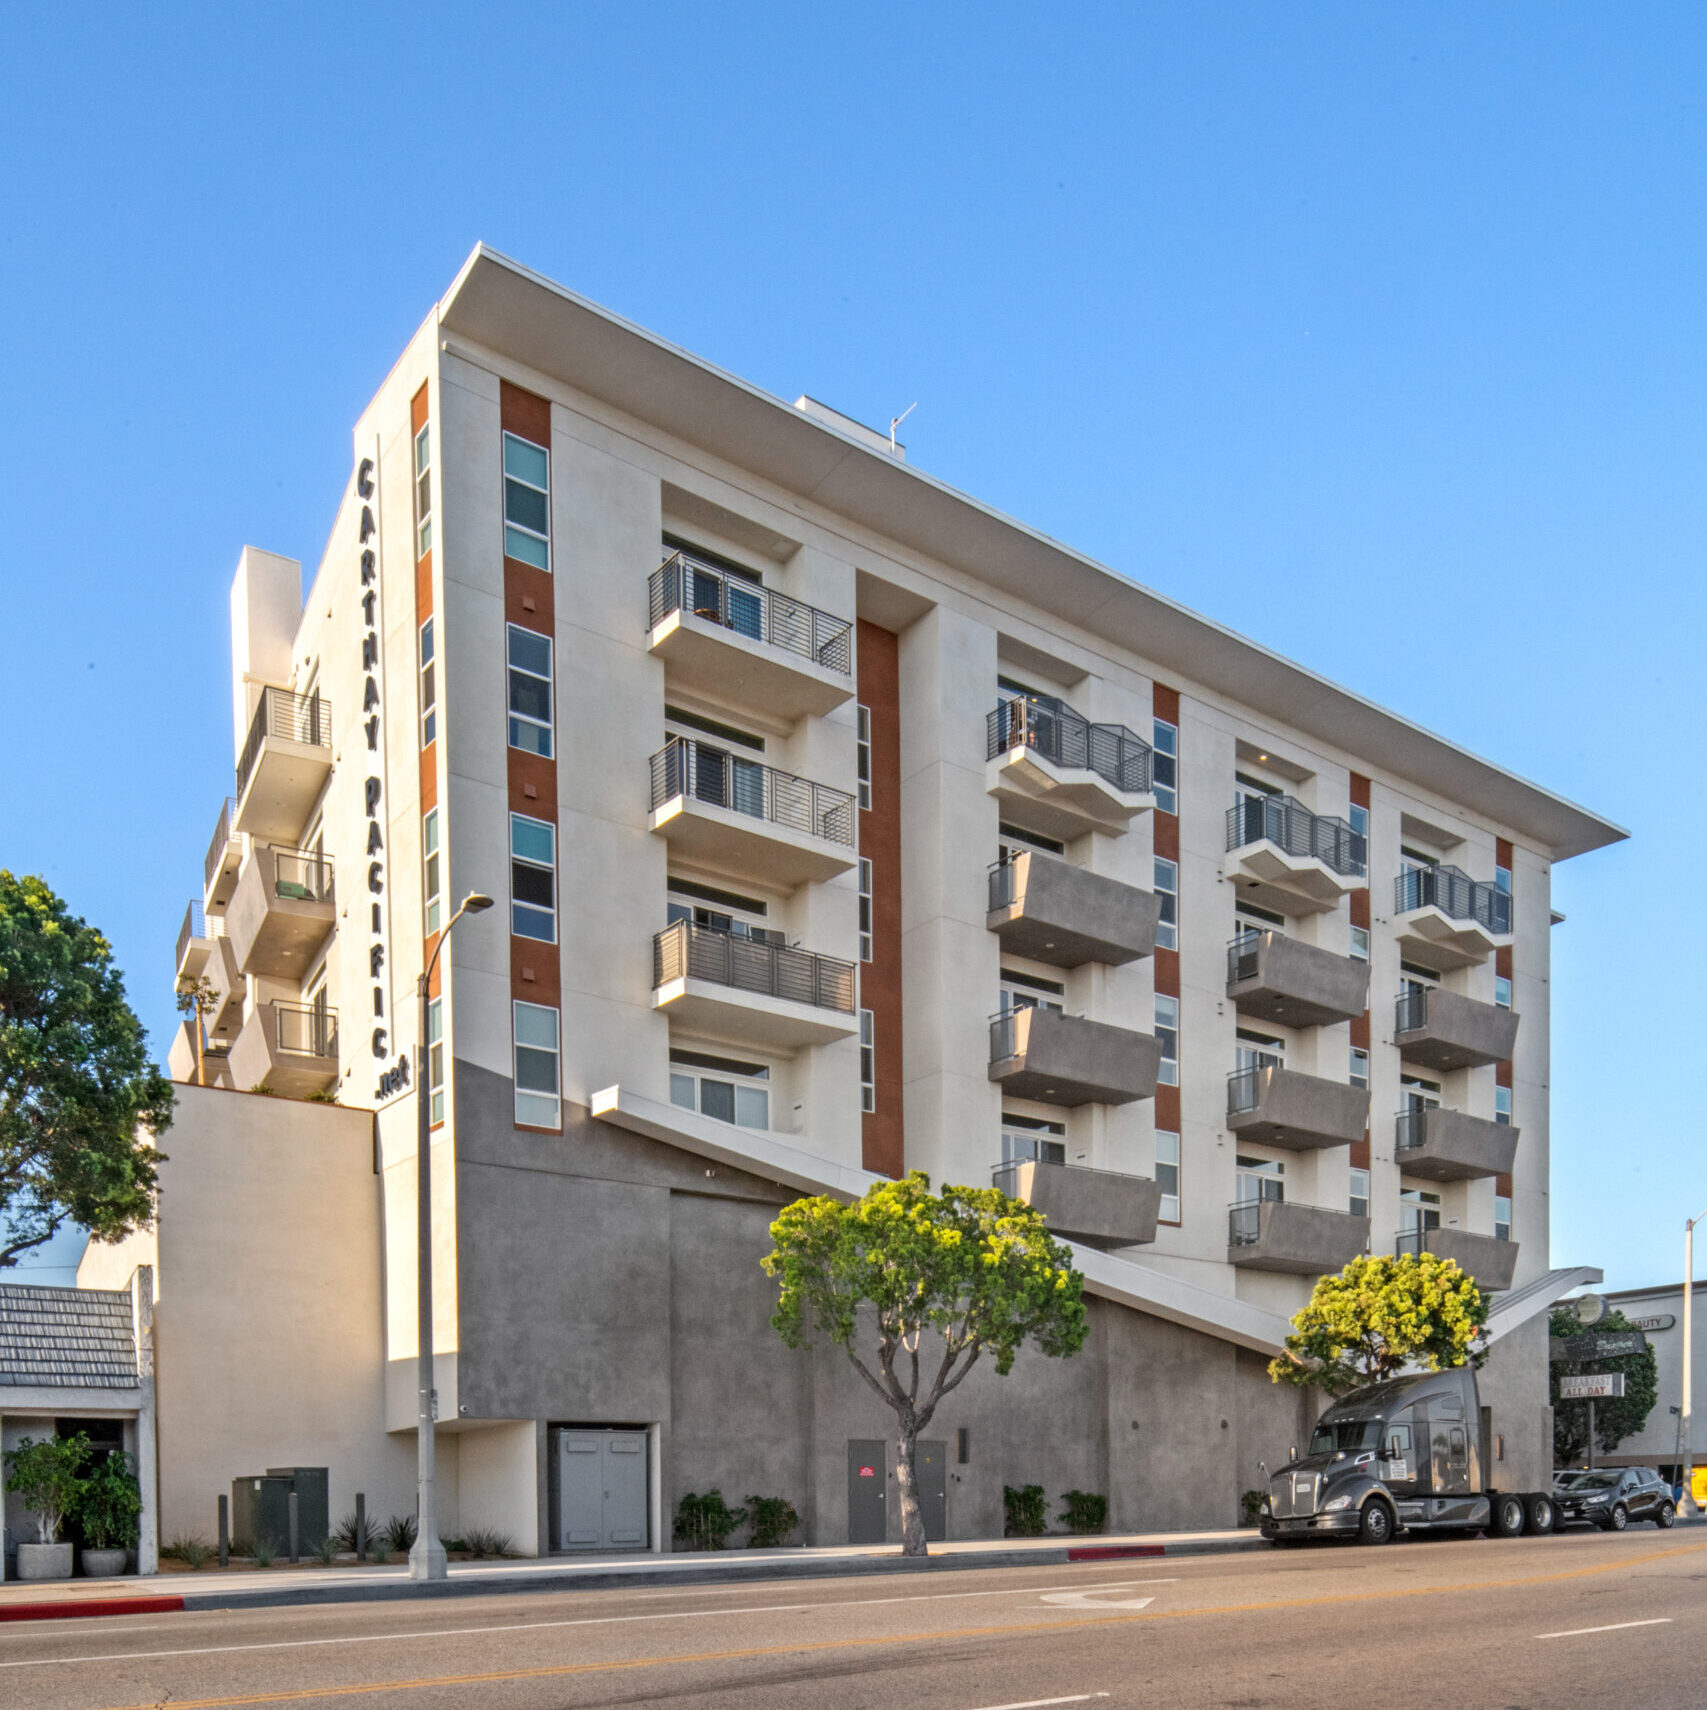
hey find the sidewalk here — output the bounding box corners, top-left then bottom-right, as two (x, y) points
(0, 1526), (1265, 1620)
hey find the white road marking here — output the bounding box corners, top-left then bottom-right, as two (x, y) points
(0, 1578), (1177, 1670)
(1039, 1590), (1155, 1610)
(1536, 1617), (1673, 1640)
(963, 1697), (1109, 1709)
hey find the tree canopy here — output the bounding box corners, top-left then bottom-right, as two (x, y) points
(1549, 1306), (1659, 1463)
(1269, 1251), (1488, 1397)
(764, 1171), (1087, 1554)
(0, 872), (170, 1266)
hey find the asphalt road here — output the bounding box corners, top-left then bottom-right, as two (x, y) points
(5, 1526), (1703, 1709)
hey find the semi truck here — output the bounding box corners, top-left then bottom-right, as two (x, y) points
(1259, 1366), (1557, 1545)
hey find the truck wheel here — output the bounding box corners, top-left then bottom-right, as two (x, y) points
(1358, 1500), (1394, 1545)
(1491, 1493), (1527, 1538)
(1655, 1501), (1676, 1529)
(1524, 1492), (1556, 1536)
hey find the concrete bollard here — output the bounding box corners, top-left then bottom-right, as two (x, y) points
(355, 1492), (367, 1563)
(218, 1495), (229, 1569)
(288, 1491), (299, 1564)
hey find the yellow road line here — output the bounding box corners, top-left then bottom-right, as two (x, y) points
(98, 1539), (1705, 1710)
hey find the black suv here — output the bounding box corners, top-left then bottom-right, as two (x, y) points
(1553, 1466), (1676, 1531)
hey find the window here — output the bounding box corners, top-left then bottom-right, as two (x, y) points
(1349, 1047), (1369, 1090)
(427, 995), (445, 1125)
(1154, 856), (1178, 950)
(1401, 1073), (1441, 1112)
(856, 705), (872, 811)
(1495, 1085), (1513, 1126)
(1494, 974), (1512, 1009)
(1000, 821), (1065, 857)
(1349, 803), (1369, 842)
(1235, 1154), (1284, 1204)
(1001, 1112), (1066, 1167)
(1350, 925), (1370, 962)
(1155, 1130), (1180, 1222)
(1400, 1187), (1441, 1234)
(1237, 899), (1286, 930)
(1495, 1194), (1512, 1242)
(1236, 1027), (1284, 1073)
(1495, 864), (1513, 897)
(512, 1001), (560, 1127)
(858, 858), (873, 962)
(664, 705), (764, 751)
(667, 885), (782, 944)
(1349, 1166), (1370, 1221)
(1000, 968), (1066, 1014)
(859, 1010), (875, 1112)
(669, 1049), (769, 1129)
(668, 875), (768, 916)
(502, 432), (550, 569)
(1152, 717), (1178, 814)
(419, 617), (436, 748)
(506, 624), (553, 757)
(1155, 993), (1179, 1085)
(510, 813), (557, 942)
(413, 423), (432, 559)
(422, 808), (441, 937)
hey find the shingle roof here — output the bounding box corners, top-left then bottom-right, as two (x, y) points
(0, 1284), (139, 1390)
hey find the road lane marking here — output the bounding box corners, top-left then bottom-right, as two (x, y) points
(1537, 1618), (1674, 1639)
(1039, 1591), (1155, 1610)
(965, 1697), (1108, 1708)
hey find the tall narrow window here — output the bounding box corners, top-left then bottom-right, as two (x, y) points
(419, 617), (436, 748)
(1494, 974), (1512, 1009)
(1155, 993), (1179, 1086)
(506, 624), (553, 757)
(1349, 925), (1370, 961)
(510, 813), (557, 943)
(513, 1001), (560, 1128)
(1154, 856), (1178, 950)
(427, 996), (445, 1125)
(422, 808), (441, 937)
(1349, 1166), (1370, 1221)
(502, 432), (550, 569)
(1152, 716), (1178, 814)
(1349, 803), (1369, 843)
(856, 704), (872, 811)
(859, 1009), (875, 1112)
(413, 423), (432, 559)
(1495, 863), (1513, 896)
(1349, 1046), (1369, 1090)
(1155, 1130), (1180, 1223)
(1494, 1194), (1512, 1242)
(858, 858), (873, 961)
(1494, 1085), (1513, 1126)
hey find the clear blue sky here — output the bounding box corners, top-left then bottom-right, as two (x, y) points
(2, 5), (1700, 1288)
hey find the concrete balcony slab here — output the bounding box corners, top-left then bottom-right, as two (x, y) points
(1226, 1066), (1369, 1151)
(225, 850), (336, 980)
(1393, 1108), (1519, 1182)
(1226, 931), (1368, 1029)
(1398, 1226), (1519, 1292)
(987, 852), (1157, 969)
(226, 1001), (339, 1097)
(988, 1007), (1161, 1107)
(985, 747), (1154, 841)
(647, 611), (853, 720)
(1224, 843), (1360, 916)
(1229, 1200), (1370, 1275)
(1394, 988), (1520, 1073)
(994, 1159), (1161, 1248)
(1394, 904), (1510, 971)
(650, 794), (856, 887)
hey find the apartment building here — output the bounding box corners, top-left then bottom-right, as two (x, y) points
(160, 246), (1621, 1551)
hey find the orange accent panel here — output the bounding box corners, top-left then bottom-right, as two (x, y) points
(415, 549), (433, 616)
(1152, 683), (1180, 724)
(1153, 946), (1180, 999)
(500, 380), (552, 444)
(1495, 945), (1513, 980)
(506, 569), (555, 631)
(1496, 837), (1514, 869)
(1153, 812), (1179, 863)
(857, 621), (905, 1178)
(1350, 1012), (1370, 1050)
(1350, 772), (1371, 809)
(1496, 1171), (1512, 1197)
(1351, 888), (1370, 930)
(1496, 1059), (1512, 1089)
(510, 934), (561, 1006)
(1154, 1082), (1180, 1132)
(1350, 1136), (1371, 1170)
(410, 382), (429, 435)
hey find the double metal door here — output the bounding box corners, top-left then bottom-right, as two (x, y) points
(555, 1429), (648, 1552)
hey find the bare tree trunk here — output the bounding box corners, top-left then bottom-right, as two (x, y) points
(895, 1418), (927, 1557)
(194, 1014), (205, 1088)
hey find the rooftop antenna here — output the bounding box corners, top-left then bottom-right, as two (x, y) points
(889, 402), (918, 455)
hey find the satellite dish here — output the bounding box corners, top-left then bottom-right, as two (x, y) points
(1574, 1294), (1607, 1326)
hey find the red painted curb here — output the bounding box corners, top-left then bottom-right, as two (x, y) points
(1065, 1544), (1167, 1561)
(0, 1595), (184, 1623)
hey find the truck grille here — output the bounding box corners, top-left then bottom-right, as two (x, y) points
(1269, 1470), (1320, 1519)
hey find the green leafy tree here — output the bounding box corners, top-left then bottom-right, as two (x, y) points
(764, 1171), (1088, 1556)
(3, 1432), (91, 1544)
(77, 1450), (143, 1550)
(1549, 1307), (1659, 1462)
(1269, 1252), (1488, 1397)
(0, 873), (171, 1266)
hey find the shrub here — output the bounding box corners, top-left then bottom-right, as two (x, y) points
(1239, 1488), (1266, 1528)
(383, 1513), (418, 1554)
(77, 1451), (143, 1550)
(3, 1433), (91, 1544)
(1003, 1483), (1047, 1537)
(674, 1489), (747, 1551)
(333, 1511), (378, 1556)
(163, 1534), (213, 1569)
(251, 1535), (279, 1568)
(745, 1495), (800, 1548)
(311, 1535), (337, 1565)
(463, 1526), (514, 1559)
(1058, 1490), (1107, 1535)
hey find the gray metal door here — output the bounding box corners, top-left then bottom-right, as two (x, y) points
(556, 1429), (649, 1552)
(847, 1439), (887, 1544)
(917, 1440), (947, 1542)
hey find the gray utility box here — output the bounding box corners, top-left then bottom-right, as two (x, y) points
(231, 1466), (329, 1549)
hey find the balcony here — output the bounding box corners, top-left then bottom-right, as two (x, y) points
(987, 1007), (1160, 1108)
(234, 689), (333, 842)
(986, 853), (1157, 969)
(648, 738), (857, 886)
(1225, 930), (1368, 1029)
(1228, 1199), (1371, 1275)
(204, 796), (241, 913)
(1224, 795), (1366, 916)
(1225, 1065), (1369, 1151)
(985, 697), (1154, 840)
(226, 1000), (340, 1097)
(1392, 866), (1512, 970)
(1396, 1226), (1519, 1292)
(175, 901), (216, 981)
(646, 552), (854, 719)
(1394, 1107), (1519, 1183)
(991, 1158), (1161, 1248)
(651, 922), (858, 1048)
(226, 848), (336, 980)
(1393, 988), (1519, 1072)
(200, 932), (245, 1040)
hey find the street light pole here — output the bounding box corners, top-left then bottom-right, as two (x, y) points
(1683, 1211), (1707, 1517)
(408, 892), (493, 1582)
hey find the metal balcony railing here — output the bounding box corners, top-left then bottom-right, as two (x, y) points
(652, 921), (855, 1013)
(1226, 1065), (1275, 1116)
(1229, 1200), (1270, 1246)
(203, 796), (237, 892)
(986, 696), (1153, 795)
(269, 847), (335, 904)
(1226, 928), (1267, 984)
(650, 737), (855, 846)
(1395, 988), (1432, 1035)
(649, 551), (853, 676)
(1225, 794), (1366, 877)
(1395, 1108), (1431, 1153)
(236, 689), (332, 799)
(1394, 1223), (1440, 1259)
(991, 1156), (1144, 1192)
(274, 1000), (338, 1059)
(1393, 865), (1511, 934)
(175, 901), (204, 972)
(988, 860), (1021, 912)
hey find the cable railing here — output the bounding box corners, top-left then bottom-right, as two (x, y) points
(237, 689), (331, 799)
(986, 695), (1153, 796)
(273, 1000), (338, 1060)
(1225, 794), (1366, 877)
(269, 847), (335, 904)
(649, 551), (853, 676)
(650, 737), (855, 846)
(203, 796), (237, 893)
(1393, 864), (1510, 934)
(652, 921), (855, 1013)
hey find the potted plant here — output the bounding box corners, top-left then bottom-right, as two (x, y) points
(3, 1433), (90, 1581)
(77, 1450), (142, 1577)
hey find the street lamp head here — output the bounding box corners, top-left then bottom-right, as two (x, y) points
(460, 894), (495, 914)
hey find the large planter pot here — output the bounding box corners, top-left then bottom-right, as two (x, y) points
(82, 1548), (130, 1578)
(16, 1542), (74, 1581)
